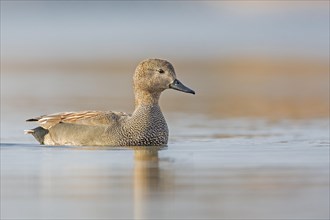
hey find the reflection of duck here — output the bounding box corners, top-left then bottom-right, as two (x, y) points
(133, 146), (163, 219)
(25, 59), (194, 146)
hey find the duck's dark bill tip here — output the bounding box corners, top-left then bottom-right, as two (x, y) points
(169, 79), (195, 95)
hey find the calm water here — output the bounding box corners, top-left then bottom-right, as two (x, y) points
(1, 72), (329, 219)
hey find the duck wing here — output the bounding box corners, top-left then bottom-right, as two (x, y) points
(26, 110), (130, 129)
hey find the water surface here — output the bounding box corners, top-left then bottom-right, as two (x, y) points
(1, 71), (329, 219)
(1, 116), (329, 219)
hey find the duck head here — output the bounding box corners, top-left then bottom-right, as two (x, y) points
(133, 58), (195, 95)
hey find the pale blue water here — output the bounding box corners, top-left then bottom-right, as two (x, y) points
(1, 70), (329, 219)
(1, 115), (329, 219)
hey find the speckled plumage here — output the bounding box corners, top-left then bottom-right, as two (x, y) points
(25, 58), (195, 146)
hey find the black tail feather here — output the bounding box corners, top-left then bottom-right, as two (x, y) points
(26, 118), (39, 122)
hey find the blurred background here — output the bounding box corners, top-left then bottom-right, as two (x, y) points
(1, 1), (329, 120)
(1, 2), (329, 219)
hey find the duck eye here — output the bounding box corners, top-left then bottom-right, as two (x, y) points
(157, 69), (164, 74)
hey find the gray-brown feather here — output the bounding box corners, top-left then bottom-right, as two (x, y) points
(27, 106), (168, 146)
(116, 105), (168, 146)
(25, 58), (193, 146)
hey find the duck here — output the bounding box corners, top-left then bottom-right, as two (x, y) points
(25, 58), (195, 146)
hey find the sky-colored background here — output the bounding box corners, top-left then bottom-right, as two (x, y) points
(1, 1), (329, 62)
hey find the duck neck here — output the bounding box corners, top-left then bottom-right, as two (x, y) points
(134, 89), (161, 108)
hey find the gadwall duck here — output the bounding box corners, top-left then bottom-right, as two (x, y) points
(25, 58), (195, 146)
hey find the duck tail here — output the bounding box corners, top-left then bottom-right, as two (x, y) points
(24, 127), (49, 145)
(26, 118), (39, 122)
(24, 129), (35, 134)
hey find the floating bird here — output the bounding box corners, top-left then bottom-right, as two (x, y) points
(25, 58), (195, 146)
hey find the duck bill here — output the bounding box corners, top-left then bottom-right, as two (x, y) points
(169, 79), (195, 95)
